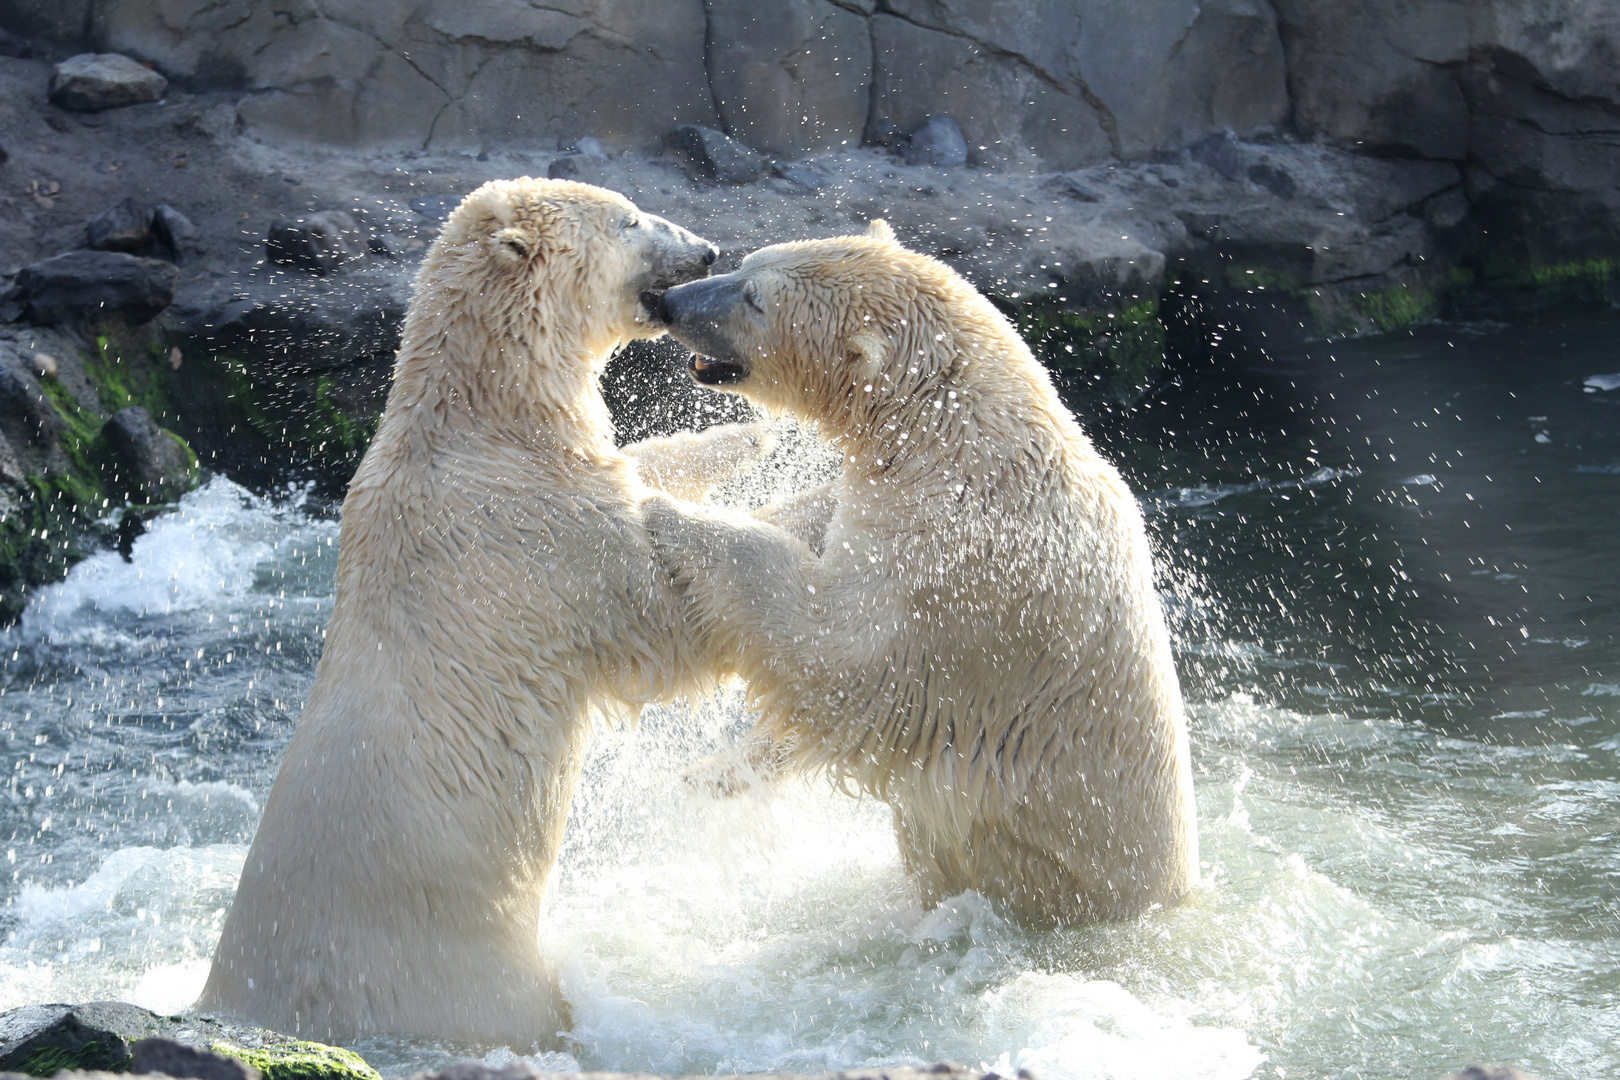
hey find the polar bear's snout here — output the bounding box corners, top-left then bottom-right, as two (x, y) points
(635, 213), (719, 322)
(660, 273), (755, 386)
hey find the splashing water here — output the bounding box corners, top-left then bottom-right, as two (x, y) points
(2, 310), (1618, 1080)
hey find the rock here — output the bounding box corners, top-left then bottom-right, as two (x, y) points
(132, 1037), (261, 1080)
(566, 136), (607, 158)
(662, 125), (768, 183)
(29, 353), (58, 380)
(772, 162), (829, 189)
(0, 143), (7, 167)
(0, 27), (31, 59)
(151, 204), (199, 261)
(547, 154), (612, 185)
(266, 212), (367, 275)
(0, 1003), (379, 1080)
(901, 116), (968, 167)
(3, 251), (178, 325)
(705, 0), (872, 156)
(0, 364), (66, 445)
(85, 197), (152, 252)
(93, 0), (717, 152)
(409, 195), (458, 222)
(103, 406), (195, 501)
(48, 53), (167, 112)
(0, 1001), (164, 1073)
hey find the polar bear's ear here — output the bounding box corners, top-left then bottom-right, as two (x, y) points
(865, 219), (895, 243)
(846, 329), (888, 382)
(494, 227), (533, 261)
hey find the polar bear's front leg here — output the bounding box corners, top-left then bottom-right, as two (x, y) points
(641, 495), (819, 657)
(754, 482), (837, 556)
(626, 420), (773, 500)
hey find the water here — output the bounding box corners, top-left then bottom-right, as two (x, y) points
(1, 309), (1617, 1080)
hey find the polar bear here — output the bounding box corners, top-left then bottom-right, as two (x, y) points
(199, 179), (770, 1046)
(647, 221), (1199, 925)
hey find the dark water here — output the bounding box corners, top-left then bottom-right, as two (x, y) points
(0, 309), (1615, 1080)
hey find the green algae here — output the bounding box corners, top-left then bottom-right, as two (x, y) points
(211, 1040), (382, 1080)
(1011, 295), (1167, 399)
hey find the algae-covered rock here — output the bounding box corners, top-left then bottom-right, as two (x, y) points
(0, 1004), (377, 1080)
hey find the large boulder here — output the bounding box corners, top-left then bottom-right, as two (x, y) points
(663, 125), (768, 183)
(266, 211), (368, 275)
(1, 251), (178, 325)
(85, 197), (153, 253)
(102, 406), (194, 502)
(705, 0), (872, 157)
(0, 364), (66, 447)
(48, 53), (167, 111)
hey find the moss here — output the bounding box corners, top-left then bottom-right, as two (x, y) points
(14, 1040), (132, 1076)
(1351, 278), (1441, 334)
(1010, 295), (1167, 399)
(211, 1040), (382, 1080)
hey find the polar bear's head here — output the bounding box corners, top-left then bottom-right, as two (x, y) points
(424, 177), (718, 351)
(655, 220), (1005, 427)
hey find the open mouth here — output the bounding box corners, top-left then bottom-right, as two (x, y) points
(688, 353), (749, 386)
(639, 289), (670, 322)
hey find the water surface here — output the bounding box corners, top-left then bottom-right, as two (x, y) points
(1, 309), (1615, 1080)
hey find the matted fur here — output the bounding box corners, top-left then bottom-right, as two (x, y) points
(650, 221), (1199, 924)
(199, 179), (763, 1045)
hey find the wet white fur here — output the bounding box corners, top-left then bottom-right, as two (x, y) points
(199, 179), (766, 1045)
(650, 221), (1198, 924)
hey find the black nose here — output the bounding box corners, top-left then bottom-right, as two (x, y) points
(702, 246), (718, 266)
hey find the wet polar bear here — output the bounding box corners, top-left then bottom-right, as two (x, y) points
(649, 221), (1198, 924)
(200, 179), (770, 1046)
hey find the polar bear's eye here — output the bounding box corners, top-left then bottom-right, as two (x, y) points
(743, 283), (765, 313)
(622, 215), (640, 230)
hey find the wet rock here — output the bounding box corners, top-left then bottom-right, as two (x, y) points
(0, 1003), (379, 1080)
(29, 353), (58, 381)
(48, 53), (167, 112)
(151, 204), (199, 261)
(131, 1037), (261, 1080)
(408, 195), (458, 222)
(547, 154), (612, 185)
(705, 0), (871, 156)
(0, 28), (30, 59)
(0, 1001), (164, 1073)
(0, 364), (66, 445)
(2, 251), (179, 326)
(663, 125), (768, 184)
(266, 212), (367, 275)
(772, 162), (829, 189)
(901, 116), (968, 167)
(564, 136), (607, 158)
(85, 197), (152, 252)
(103, 406), (195, 502)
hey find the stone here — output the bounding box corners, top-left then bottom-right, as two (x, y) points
(547, 154), (612, 185)
(85, 197), (152, 252)
(705, 0), (872, 156)
(132, 1038), (261, 1080)
(93, 0), (719, 152)
(266, 211), (367, 275)
(0, 27), (31, 59)
(772, 162), (829, 189)
(566, 136), (606, 158)
(901, 116), (968, 167)
(29, 353), (57, 380)
(3, 251), (179, 325)
(103, 406), (194, 501)
(48, 53), (167, 112)
(0, 1002), (164, 1073)
(151, 204), (199, 260)
(663, 125), (768, 183)
(0, 364), (66, 445)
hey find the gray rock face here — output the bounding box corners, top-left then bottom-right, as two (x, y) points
(104, 406), (195, 502)
(663, 125), (769, 183)
(0, 363), (66, 446)
(266, 211), (368, 275)
(902, 116), (968, 167)
(48, 53), (167, 111)
(0, 1001), (162, 1073)
(3, 251), (179, 325)
(85, 197), (152, 252)
(151, 204), (199, 261)
(705, 0), (871, 157)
